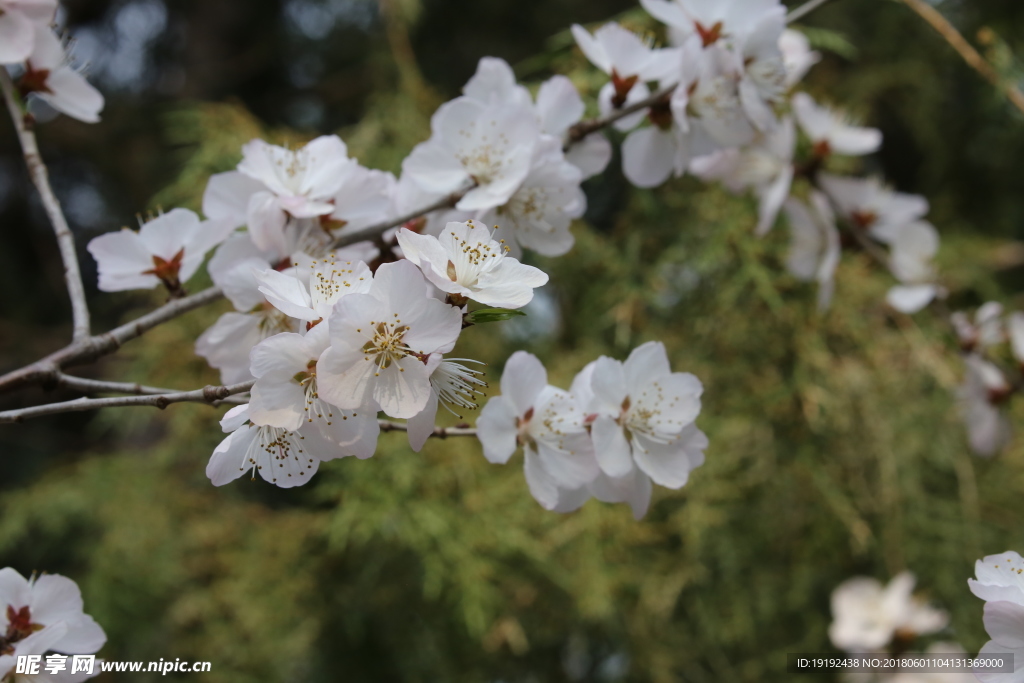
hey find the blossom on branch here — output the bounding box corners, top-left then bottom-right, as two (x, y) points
(317, 260), (463, 419)
(0, 0), (57, 66)
(86, 208), (233, 293)
(397, 220), (548, 308)
(403, 95), (540, 212)
(0, 568), (105, 682)
(783, 192), (840, 310)
(792, 92), (882, 157)
(956, 355), (1012, 457)
(477, 351), (598, 510)
(818, 174), (929, 244)
(571, 22), (680, 132)
(18, 25), (104, 124)
(207, 403), (328, 488)
(886, 220), (941, 314)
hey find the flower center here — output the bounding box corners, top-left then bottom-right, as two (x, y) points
(1, 605), (43, 656)
(695, 21), (724, 48)
(362, 320), (412, 372)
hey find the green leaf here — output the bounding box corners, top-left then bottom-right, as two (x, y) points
(464, 308), (527, 324)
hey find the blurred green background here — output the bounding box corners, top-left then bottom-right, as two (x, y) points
(2, 0), (1024, 680)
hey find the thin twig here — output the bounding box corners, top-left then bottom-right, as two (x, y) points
(787, 0), (836, 24)
(378, 420), (478, 438)
(567, 87), (675, 145)
(0, 70), (91, 342)
(0, 286), (224, 394)
(0, 381), (254, 424)
(56, 374), (177, 396)
(53, 373), (247, 404)
(901, 0), (1024, 116)
(333, 189), (472, 248)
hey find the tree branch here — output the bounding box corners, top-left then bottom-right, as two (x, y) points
(0, 381), (254, 424)
(0, 286), (224, 394)
(333, 188), (472, 248)
(52, 373), (245, 404)
(377, 420), (478, 438)
(901, 0), (1024, 117)
(567, 87), (675, 145)
(0, 70), (91, 342)
(786, 0), (836, 24)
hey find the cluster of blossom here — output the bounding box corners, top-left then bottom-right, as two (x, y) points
(572, 0), (941, 314)
(202, 218), (549, 488)
(398, 55), (606, 257)
(0, 0), (103, 123)
(34, 0), (983, 498)
(477, 343), (707, 519)
(828, 572), (975, 683)
(86, 123), (709, 508)
(950, 303), (1024, 456)
(0, 568), (105, 683)
(968, 550), (1024, 682)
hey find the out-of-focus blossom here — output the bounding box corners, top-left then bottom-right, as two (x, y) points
(829, 572), (948, 652)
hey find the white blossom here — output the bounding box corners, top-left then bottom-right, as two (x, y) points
(0, 0), (57, 65)
(571, 22), (679, 131)
(976, 601), (1024, 683)
(736, 15), (788, 132)
(951, 302), (1004, 353)
(818, 173), (930, 244)
(481, 135), (587, 257)
(783, 192), (841, 310)
(576, 341), (706, 490)
(19, 25), (103, 124)
(829, 572), (948, 653)
(317, 260), (463, 419)
(0, 568), (105, 682)
(692, 115), (795, 234)
(957, 355), (1012, 457)
(196, 310), (296, 385)
(1007, 312), (1024, 365)
(620, 36), (706, 188)
(476, 351), (598, 510)
(779, 29), (820, 87)
(640, 0), (786, 49)
(86, 208), (233, 293)
(535, 75), (612, 178)
(969, 551), (1024, 606)
(206, 403), (349, 488)
(397, 220), (548, 308)
(790, 91), (880, 156)
(886, 221), (941, 314)
(254, 254), (372, 323)
(458, 58), (610, 180)
(215, 136), (391, 255)
(792, 93), (882, 157)
(461, 56), (531, 108)
(247, 328), (380, 459)
(402, 95), (540, 212)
